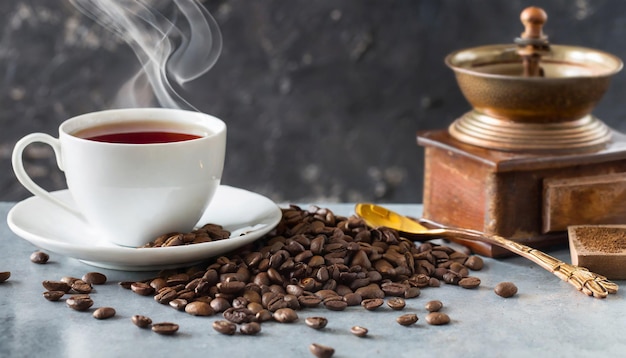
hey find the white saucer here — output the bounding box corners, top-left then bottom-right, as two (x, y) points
(7, 185), (282, 271)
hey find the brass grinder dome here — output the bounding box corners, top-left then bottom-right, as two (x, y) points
(446, 7), (623, 152)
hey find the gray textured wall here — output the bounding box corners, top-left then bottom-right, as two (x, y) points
(3, 0), (626, 204)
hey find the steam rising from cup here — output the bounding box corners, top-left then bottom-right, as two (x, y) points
(70, 0), (222, 110)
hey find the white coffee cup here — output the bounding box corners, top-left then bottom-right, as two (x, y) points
(12, 108), (227, 247)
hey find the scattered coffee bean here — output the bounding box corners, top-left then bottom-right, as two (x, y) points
(82, 272), (107, 285)
(361, 298), (384, 311)
(425, 312), (450, 325)
(210, 297), (232, 313)
(66, 294), (94, 311)
(465, 256), (484, 270)
(494, 281), (518, 298)
(212, 320), (237, 335)
(60, 276), (81, 285)
(169, 298), (188, 311)
(343, 292), (362, 306)
(30, 251), (49, 264)
(185, 301), (214, 316)
(309, 343), (335, 358)
(42, 280), (71, 293)
(305, 316), (328, 330)
(240, 322), (262, 335)
(298, 295), (322, 308)
(43, 291), (65, 301)
(458, 276), (481, 289)
(404, 287), (421, 299)
(350, 325), (368, 337)
(71, 280), (93, 294)
(0, 271), (10, 283)
(131, 282), (154, 296)
(387, 297), (406, 310)
(323, 298), (348, 311)
(256, 309), (273, 322)
(425, 300), (443, 312)
(131, 315), (152, 328)
(396, 313), (418, 326)
(274, 308), (298, 323)
(151, 322), (179, 335)
(93, 307), (116, 320)
(223, 307), (256, 323)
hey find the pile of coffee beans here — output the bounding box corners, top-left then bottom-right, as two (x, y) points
(141, 223), (231, 248)
(123, 205), (484, 313)
(116, 204), (486, 350)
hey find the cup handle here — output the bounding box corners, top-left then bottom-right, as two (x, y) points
(12, 133), (84, 219)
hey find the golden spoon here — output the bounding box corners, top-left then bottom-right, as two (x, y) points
(354, 203), (618, 299)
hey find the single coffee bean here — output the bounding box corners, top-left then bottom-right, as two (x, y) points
(223, 307), (256, 324)
(425, 312), (450, 325)
(151, 322), (179, 335)
(169, 298), (188, 311)
(381, 282), (407, 297)
(82, 272), (107, 285)
(465, 256), (484, 270)
(0, 272), (10, 283)
(93, 307), (116, 320)
(240, 321), (262, 335)
(154, 287), (177, 304)
(256, 309), (273, 322)
(404, 287), (421, 299)
(273, 307), (298, 323)
(428, 277), (440, 287)
(42, 280), (71, 293)
(361, 298), (384, 311)
(305, 316), (328, 330)
(309, 343), (335, 358)
(131, 315), (152, 328)
(396, 313), (418, 326)
(458, 276), (481, 289)
(350, 326), (368, 337)
(210, 297), (232, 312)
(355, 284), (385, 299)
(494, 281), (518, 298)
(425, 300), (443, 312)
(131, 282), (155, 296)
(66, 294), (94, 311)
(387, 297), (406, 310)
(343, 292), (362, 306)
(217, 280), (246, 294)
(298, 295), (322, 308)
(185, 301), (214, 316)
(323, 298), (348, 311)
(43, 290), (65, 301)
(30, 251), (49, 264)
(212, 320), (237, 335)
(71, 280), (93, 294)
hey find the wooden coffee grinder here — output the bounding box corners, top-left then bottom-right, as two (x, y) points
(417, 7), (626, 257)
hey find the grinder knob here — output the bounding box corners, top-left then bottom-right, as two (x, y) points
(520, 6), (547, 40)
(516, 6), (550, 77)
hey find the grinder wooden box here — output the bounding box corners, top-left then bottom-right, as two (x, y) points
(417, 129), (626, 257)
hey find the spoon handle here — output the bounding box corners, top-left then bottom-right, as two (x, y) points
(433, 228), (618, 299)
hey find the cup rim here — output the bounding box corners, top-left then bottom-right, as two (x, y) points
(59, 108), (226, 146)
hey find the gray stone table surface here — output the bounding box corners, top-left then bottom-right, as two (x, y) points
(1, 201), (625, 358)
